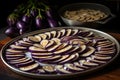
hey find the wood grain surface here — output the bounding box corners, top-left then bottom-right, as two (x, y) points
(0, 32), (120, 80)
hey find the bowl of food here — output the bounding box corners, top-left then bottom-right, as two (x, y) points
(58, 3), (115, 28)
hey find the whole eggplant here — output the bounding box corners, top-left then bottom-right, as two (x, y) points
(5, 27), (19, 38)
(22, 9), (32, 24)
(16, 21), (28, 29)
(30, 6), (38, 17)
(7, 13), (18, 26)
(47, 17), (59, 28)
(35, 9), (44, 29)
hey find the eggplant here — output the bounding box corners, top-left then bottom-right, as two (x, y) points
(80, 47), (95, 57)
(71, 29), (79, 36)
(16, 59), (35, 67)
(32, 52), (53, 56)
(7, 13), (18, 26)
(22, 9), (31, 24)
(50, 31), (57, 38)
(47, 17), (59, 28)
(54, 45), (73, 55)
(42, 65), (55, 73)
(47, 43), (62, 52)
(19, 63), (39, 71)
(35, 9), (44, 29)
(51, 38), (61, 44)
(16, 21), (28, 29)
(38, 34), (48, 40)
(6, 49), (23, 53)
(5, 27), (19, 38)
(59, 53), (79, 63)
(10, 44), (27, 50)
(60, 29), (66, 37)
(45, 40), (55, 49)
(64, 63), (83, 71)
(93, 55), (112, 60)
(52, 55), (70, 63)
(9, 58), (31, 64)
(29, 46), (48, 53)
(28, 36), (41, 42)
(30, 6), (38, 17)
(45, 32), (52, 39)
(55, 65), (71, 74)
(66, 29), (72, 36)
(82, 61), (99, 66)
(40, 40), (49, 48)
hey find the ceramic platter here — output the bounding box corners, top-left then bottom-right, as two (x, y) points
(1, 27), (120, 79)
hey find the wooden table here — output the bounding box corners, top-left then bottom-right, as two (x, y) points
(0, 32), (120, 80)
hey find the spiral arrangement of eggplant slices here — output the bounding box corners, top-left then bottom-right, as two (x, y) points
(5, 28), (116, 74)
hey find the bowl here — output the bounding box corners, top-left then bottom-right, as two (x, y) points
(58, 3), (115, 28)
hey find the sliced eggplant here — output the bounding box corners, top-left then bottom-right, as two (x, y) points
(47, 43), (62, 52)
(19, 63), (39, 71)
(40, 40), (49, 48)
(59, 53), (79, 63)
(50, 31), (57, 38)
(6, 54), (25, 58)
(78, 45), (86, 53)
(41, 55), (61, 62)
(55, 65), (71, 74)
(69, 39), (85, 45)
(33, 44), (43, 48)
(38, 34), (48, 40)
(9, 58), (31, 64)
(95, 50), (115, 55)
(29, 46), (47, 52)
(64, 63), (83, 71)
(38, 69), (46, 74)
(56, 31), (62, 38)
(72, 29), (79, 36)
(93, 55), (112, 60)
(73, 62), (87, 69)
(34, 35), (42, 41)
(16, 59), (35, 67)
(28, 36), (40, 42)
(18, 40), (33, 47)
(60, 29), (66, 37)
(45, 32), (51, 39)
(54, 45), (73, 55)
(10, 44), (27, 50)
(6, 49), (23, 53)
(42, 65), (55, 73)
(55, 43), (68, 51)
(32, 52), (53, 56)
(66, 29), (72, 36)
(81, 47), (95, 57)
(51, 38), (61, 44)
(53, 55), (70, 63)
(46, 40), (55, 49)
(83, 61), (99, 66)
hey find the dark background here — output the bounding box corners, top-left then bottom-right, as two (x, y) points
(0, 0), (119, 31)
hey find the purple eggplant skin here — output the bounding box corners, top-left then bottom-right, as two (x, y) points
(35, 16), (43, 29)
(45, 8), (53, 18)
(5, 27), (19, 38)
(22, 14), (31, 24)
(47, 17), (59, 28)
(7, 13), (18, 26)
(16, 21), (28, 29)
(22, 9), (32, 24)
(30, 7), (38, 17)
